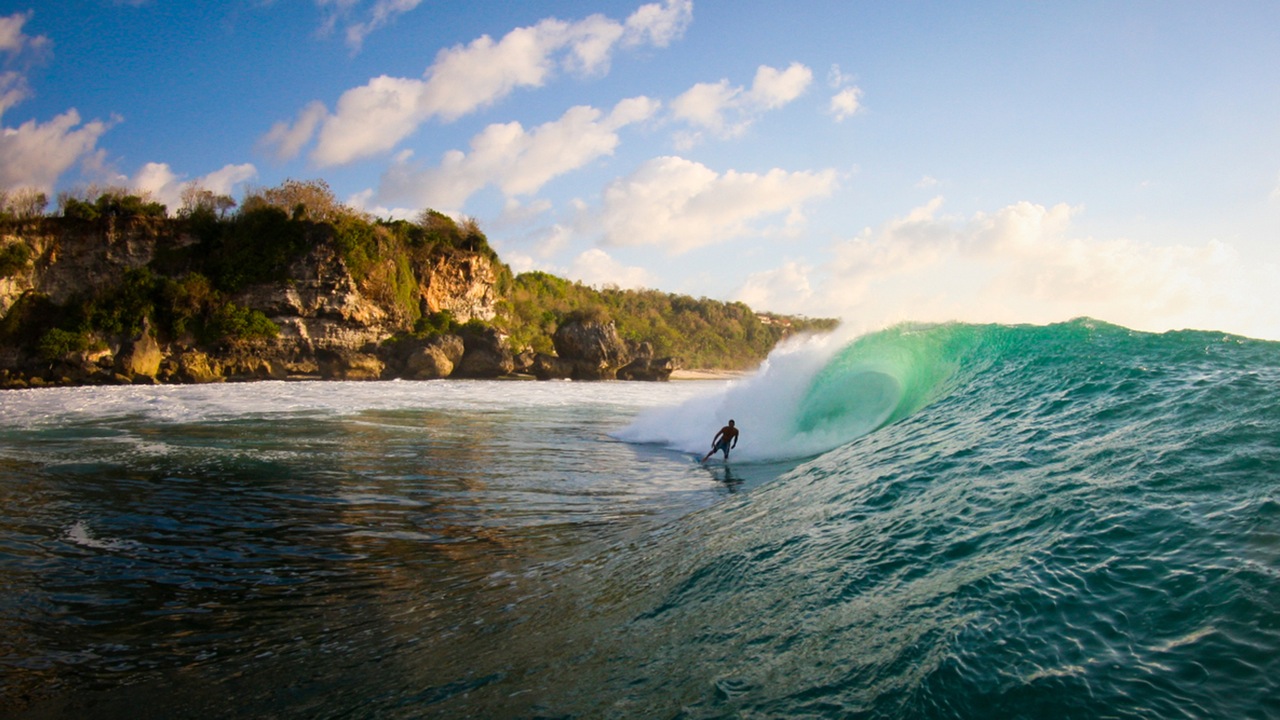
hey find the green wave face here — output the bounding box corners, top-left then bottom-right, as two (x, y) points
(792, 323), (993, 448)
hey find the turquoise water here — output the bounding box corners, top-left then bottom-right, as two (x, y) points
(2, 319), (1278, 718)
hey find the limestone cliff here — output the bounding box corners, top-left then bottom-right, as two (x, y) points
(0, 217), (509, 387)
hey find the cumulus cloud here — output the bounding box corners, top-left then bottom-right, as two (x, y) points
(623, 0), (693, 47)
(0, 12), (115, 193)
(824, 62), (863, 123)
(0, 11), (49, 57)
(0, 110), (113, 193)
(130, 162), (257, 212)
(0, 70), (28, 116)
(568, 248), (655, 289)
(596, 156), (838, 254)
(829, 86), (862, 122)
(670, 62), (813, 143)
(260, 100), (327, 162)
(735, 261), (815, 311)
(373, 96), (659, 212)
(742, 197), (1279, 340)
(269, 1), (689, 166)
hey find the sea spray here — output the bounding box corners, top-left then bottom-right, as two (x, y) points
(615, 328), (851, 460)
(618, 322), (985, 461)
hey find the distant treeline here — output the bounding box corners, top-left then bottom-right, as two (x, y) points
(503, 272), (835, 370)
(0, 181), (836, 369)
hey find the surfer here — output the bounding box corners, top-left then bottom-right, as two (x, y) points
(701, 420), (739, 463)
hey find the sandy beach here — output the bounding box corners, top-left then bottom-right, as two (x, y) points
(669, 369), (754, 381)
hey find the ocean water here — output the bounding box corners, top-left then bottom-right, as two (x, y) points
(1, 318), (1278, 718)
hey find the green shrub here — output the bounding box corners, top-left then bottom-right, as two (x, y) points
(413, 310), (457, 337)
(0, 243), (32, 277)
(209, 206), (305, 291)
(38, 328), (88, 361)
(208, 303), (278, 345)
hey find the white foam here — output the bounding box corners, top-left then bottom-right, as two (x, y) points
(616, 331), (854, 461)
(64, 520), (140, 552)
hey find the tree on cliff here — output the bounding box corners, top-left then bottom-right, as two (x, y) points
(0, 181), (835, 387)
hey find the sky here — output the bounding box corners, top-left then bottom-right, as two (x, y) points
(3, 0), (1280, 340)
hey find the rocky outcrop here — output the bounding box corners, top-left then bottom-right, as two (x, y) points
(382, 334), (466, 380)
(0, 218), (513, 388)
(551, 319), (629, 380)
(617, 342), (678, 381)
(116, 319), (163, 381)
(534, 320), (678, 381)
(316, 348), (384, 380)
(454, 327), (515, 378)
(419, 253), (497, 322)
(0, 218), (681, 388)
(531, 353), (575, 381)
(173, 350), (222, 383)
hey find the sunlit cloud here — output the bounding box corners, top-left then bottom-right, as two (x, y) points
(0, 12), (114, 193)
(568, 248), (655, 289)
(740, 197), (1280, 340)
(595, 156), (837, 254)
(268, 0), (691, 167)
(670, 61), (813, 143)
(0, 110), (113, 193)
(0, 70), (28, 116)
(623, 0), (692, 48)
(829, 86), (862, 122)
(372, 96), (659, 213)
(130, 161), (257, 213)
(0, 11), (49, 58)
(347, 0), (422, 52)
(735, 260), (815, 311)
(260, 101), (327, 162)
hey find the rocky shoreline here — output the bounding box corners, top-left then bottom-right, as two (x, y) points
(0, 316), (680, 390)
(0, 215), (684, 391)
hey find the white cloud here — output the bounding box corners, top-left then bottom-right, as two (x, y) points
(734, 261), (815, 313)
(373, 96), (658, 212)
(269, 3), (682, 166)
(0, 110), (112, 193)
(623, 0), (693, 48)
(749, 198), (1279, 340)
(669, 79), (739, 136)
(747, 62), (813, 108)
(195, 163), (257, 196)
(0, 11), (48, 57)
(0, 70), (28, 116)
(829, 86), (863, 122)
(260, 100), (327, 161)
(344, 0), (423, 52)
(567, 248), (655, 289)
(596, 156), (838, 254)
(0, 12), (114, 193)
(826, 63), (854, 89)
(130, 162), (257, 213)
(670, 62), (813, 143)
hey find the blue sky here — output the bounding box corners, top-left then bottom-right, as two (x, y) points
(4, 1), (1279, 339)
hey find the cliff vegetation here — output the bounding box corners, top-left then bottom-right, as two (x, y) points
(0, 181), (835, 388)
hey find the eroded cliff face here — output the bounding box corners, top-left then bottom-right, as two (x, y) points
(1, 219), (184, 316)
(0, 221), (505, 387)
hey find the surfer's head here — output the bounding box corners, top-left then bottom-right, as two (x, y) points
(728, 419), (735, 426)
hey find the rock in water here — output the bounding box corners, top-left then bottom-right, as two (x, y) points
(552, 319), (628, 380)
(116, 321), (163, 380)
